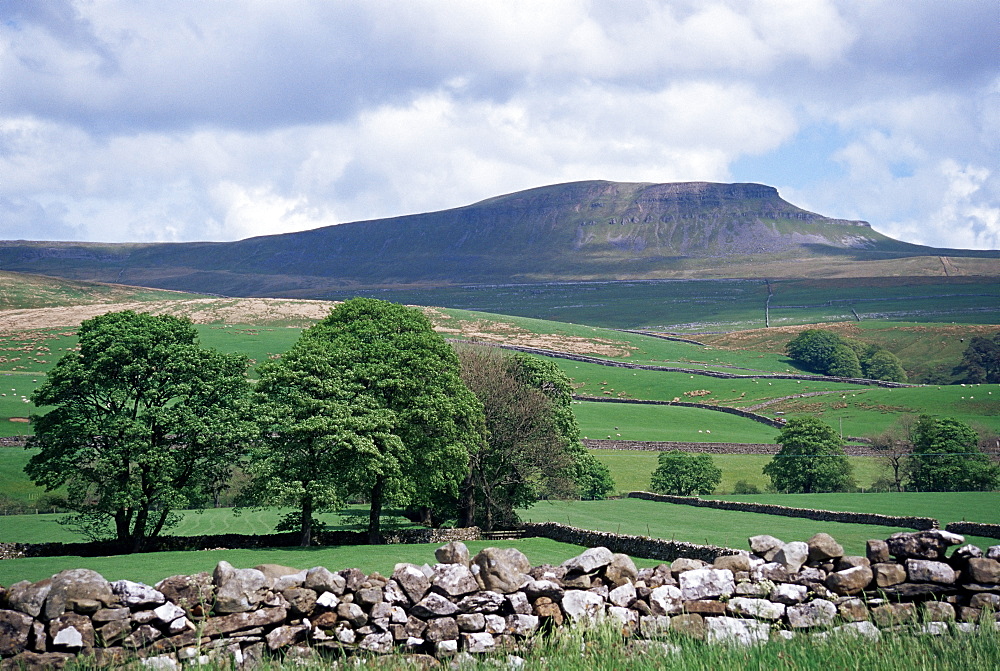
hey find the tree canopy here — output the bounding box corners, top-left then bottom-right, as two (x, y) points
(907, 416), (999, 492)
(785, 329), (906, 382)
(301, 298), (485, 543)
(960, 332), (1000, 383)
(27, 310), (254, 552)
(763, 416), (855, 493)
(650, 451), (722, 496)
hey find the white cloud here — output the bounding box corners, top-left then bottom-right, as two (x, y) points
(0, 0), (995, 250)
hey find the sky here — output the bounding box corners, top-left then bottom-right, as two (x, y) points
(1, 0), (998, 249)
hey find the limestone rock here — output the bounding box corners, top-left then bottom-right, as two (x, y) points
(770, 583), (808, 605)
(456, 591), (504, 614)
(303, 567), (346, 595)
(705, 616), (769, 646)
(472, 548), (531, 594)
(608, 582), (636, 608)
(787, 599), (836, 628)
(358, 631), (393, 654)
(411, 593), (458, 619)
(872, 563), (906, 588)
(561, 590), (605, 623)
(463, 632), (495, 653)
(871, 602), (917, 627)
(391, 564), (430, 604)
(987, 545), (1000, 560)
(906, 559), (956, 584)
(669, 557), (707, 575)
(824, 621), (881, 642)
(49, 613), (95, 651)
(834, 556), (870, 571)
(337, 568), (366, 592)
(282, 588), (318, 617)
(5, 581), (52, 619)
(561, 547), (614, 575)
(807, 533), (844, 562)
(648, 585), (684, 616)
(838, 598), (869, 622)
(0, 610), (33, 657)
(713, 554), (751, 573)
(639, 615), (671, 638)
(201, 606), (288, 637)
(922, 601), (956, 622)
(679, 568), (735, 601)
(506, 613), (540, 636)
(865, 539), (890, 564)
(212, 563), (268, 614)
(523, 579), (564, 601)
(336, 603), (367, 628)
(266, 624), (307, 651)
(604, 553), (639, 587)
(154, 574), (214, 616)
(748, 534), (784, 560)
(431, 563), (479, 597)
(967, 558), (1000, 584)
(726, 597), (785, 620)
(152, 602), (186, 625)
(773, 542), (809, 573)
(505, 591), (531, 615)
(825, 566), (873, 596)
(886, 530), (964, 561)
(424, 617), (459, 643)
(435, 541), (470, 566)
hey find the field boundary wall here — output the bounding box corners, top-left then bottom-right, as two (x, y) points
(583, 439), (879, 456)
(945, 521), (1000, 540)
(627, 491), (939, 530)
(519, 521), (737, 562)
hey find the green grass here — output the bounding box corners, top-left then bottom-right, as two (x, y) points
(706, 491), (1000, 526)
(576, 403), (780, 444)
(591, 450), (883, 495)
(0, 537), (659, 586)
(517, 498), (998, 556)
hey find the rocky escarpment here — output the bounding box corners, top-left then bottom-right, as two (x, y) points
(0, 529), (997, 669)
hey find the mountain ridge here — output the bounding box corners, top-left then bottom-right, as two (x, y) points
(3, 180), (998, 297)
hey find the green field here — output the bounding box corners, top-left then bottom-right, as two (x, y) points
(319, 277), (1000, 331)
(577, 402), (780, 444)
(591, 450), (883, 495)
(517, 498), (998, 556)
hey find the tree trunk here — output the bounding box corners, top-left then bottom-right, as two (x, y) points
(458, 472), (476, 528)
(300, 494), (313, 547)
(367, 476), (385, 544)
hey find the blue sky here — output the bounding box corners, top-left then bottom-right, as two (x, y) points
(1, 1), (997, 249)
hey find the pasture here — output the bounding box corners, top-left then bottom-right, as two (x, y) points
(576, 402), (780, 444)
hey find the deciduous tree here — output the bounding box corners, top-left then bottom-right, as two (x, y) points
(907, 416), (999, 491)
(27, 311), (254, 552)
(763, 417), (855, 493)
(650, 451), (722, 496)
(960, 333), (1000, 383)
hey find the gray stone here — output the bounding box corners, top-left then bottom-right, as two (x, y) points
(392, 563), (431, 604)
(821, 621), (881, 642)
(154, 573), (214, 616)
(774, 541), (809, 573)
(922, 601), (956, 622)
(336, 602), (367, 628)
(834, 555), (870, 571)
(713, 554), (750, 573)
(971, 593), (1000, 609)
(253, 564), (301, 589)
(648, 585), (684, 616)
(0, 609), (34, 657)
(887, 530), (964, 560)
(604, 553), (639, 587)
(670, 557), (707, 575)
(735, 582), (770, 597)
(435, 541), (470, 566)
(523, 579), (564, 601)
(748, 534), (784, 559)
(152, 602), (186, 625)
(92, 607), (130, 623)
(456, 591), (505, 615)
(770, 583), (808, 605)
(303, 567), (346, 595)
(987, 545), (1000, 560)
(967, 558), (1000, 584)
(283, 588), (318, 617)
(472, 547), (531, 594)
(906, 559), (956, 584)
(561, 590), (606, 623)
(787, 599), (837, 628)
(679, 568), (735, 601)
(752, 562), (790, 583)
(314, 591), (340, 610)
(5, 580), (52, 618)
(639, 615), (671, 638)
(425, 617), (459, 643)
(607, 606), (638, 628)
(825, 566), (873, 595)
(412, 593), (459, 619)
(562, 547), (614, 574)
(457, 613), (485, 632)
(463, 632), (496, 653)
(807, 533), (844, 562)
(43, 570), (113, 621)
(872, 562), (907, 587)
(355, 586), (383, 608)
(338, 568), (366, 592)
(265, 624), (307, 651)
(435, 639), (459, 656)
(506, 591), (531, 615)
(726, 597), (785, 620)
(201, 607), (288, 637)
(506, 614), (540, 636)
(358, 631), (393, 654)
(48, 613), (94, 651)
(431, 563), (479, 597)
(838, 598), (869, 622)
(212, 562), (269, 614)
(705, 617), (769, 646)
(866, 539), (890, 564)
(871, 602), (917, 627)
(608, 582), (636, 608)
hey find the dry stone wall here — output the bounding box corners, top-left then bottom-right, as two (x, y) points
(628, 492), (939, 530)
(0, 529), (997, 669)
(946, 522), (1000, 540)
(584, 439), (879, 456)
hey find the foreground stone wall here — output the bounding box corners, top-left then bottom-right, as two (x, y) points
(0, 529), (997, 670)
(628, 491), (939, 530)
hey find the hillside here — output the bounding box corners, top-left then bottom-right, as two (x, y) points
(2, 181), (997, 297)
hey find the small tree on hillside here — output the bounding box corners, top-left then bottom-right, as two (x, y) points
(959, 333), (1000, 383)
(650, 451), (722, 496)
(860, 347), (908, 383)
(907, 415), (1000, 492)
(826, 344), (862, 378)
(763, 416), (855, 493)
(785, 330), (844, 374)
(869, 416), (916, 492)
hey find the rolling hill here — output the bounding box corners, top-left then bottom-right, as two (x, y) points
(2, 181), (997, 297)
